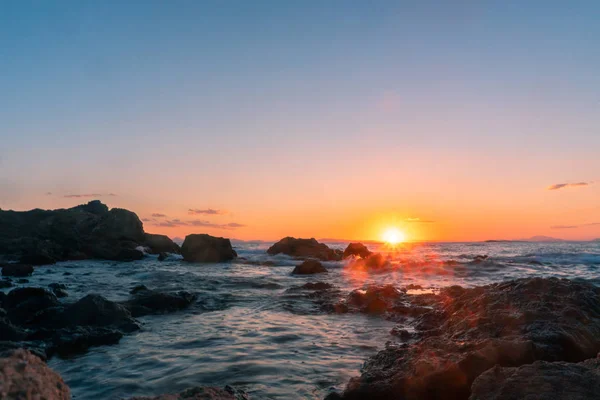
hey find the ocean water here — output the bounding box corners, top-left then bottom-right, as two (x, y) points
(5, 241), (599, 399)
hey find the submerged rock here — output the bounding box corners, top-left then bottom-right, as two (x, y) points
(181, 234), (237, 263)
(1, 264), (33, 277)
(292, 260), (328, 275)
(0, 349), (70, 399)
(338, 277), (600, 400)
(128, 385), (249, 400)
(343, 243), (372, 259)
(123, 289), (197, 317)
(267, 237), (342, 261)
(469, 357), (600, 400)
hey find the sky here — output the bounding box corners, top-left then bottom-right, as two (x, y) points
(1, 1), (599, 241)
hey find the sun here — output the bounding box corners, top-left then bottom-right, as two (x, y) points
(382, 227), (406, 245)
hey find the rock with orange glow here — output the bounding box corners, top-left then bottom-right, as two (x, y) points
(267, 237), (342, 261)
(128, 385), (248, 400)
(342, 243), (372, 259)
(338, 277), (600, 400)
(469, 357), (600, 400)
(292, 260), (328, 274)
(181, 234), (237, 263)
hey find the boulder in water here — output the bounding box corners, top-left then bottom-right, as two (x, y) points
(123, 289), (197, 317)
(292, 260), (328, 275)
(181, 234), (237, 263)
(1, 264), (33, 277)
(267, 237), (342, 261)
(144, 233), (180, 254)
(66, 294), (139, 332)
(343, 243), (372, 259)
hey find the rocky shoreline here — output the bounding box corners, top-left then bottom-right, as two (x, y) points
(1, 202), (599, 399)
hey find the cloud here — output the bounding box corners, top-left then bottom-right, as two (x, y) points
(45, 192), (52, 196)
(405, 217), (435, 223)
(152, 219), (246, 230)
(64, 193), (102, 198)
(188, 208), (226, 215)
(151, 213), (167, 218)
(547, 182), (592, 191)
(551, 222), (600, 229)
(108, 193), (118, 197)
(142, 218), (153, 222)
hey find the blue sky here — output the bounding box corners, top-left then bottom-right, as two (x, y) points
(1, 1), (599, 240)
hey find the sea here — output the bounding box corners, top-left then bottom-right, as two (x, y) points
(5, 240), (599, 399)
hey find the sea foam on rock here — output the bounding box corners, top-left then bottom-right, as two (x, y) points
(181, 234), (237, 263)
(343, 243), (372, 259)
(267, 237), (342, 261)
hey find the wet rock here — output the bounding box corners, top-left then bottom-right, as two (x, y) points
(48, 283), (66, 291)
(19, 252), (57, 265)
(158, 252), (168, 261)
(66, 294), (139, 332)
(182, 234), (237, 263)
(128, 385), (249, 400)
(130, 284), (148, 294)
(390, 328), (413, 341)
(343, 243), (373, 259)
(1, 264), (33, 277)
(123, 289), (197, 317)
(364, 253), (389, 270)
(0, 279), (13, 289)
(47, 326), (124, 358)
(469, 357), (600, 400)
(0, 317), (27, 341)
(4, 287), (60, 325)
(88, 245), (144, 262)
(53, 289), (68, 298)
(292, 260), (328, 275)
(339, 277), (600, 400)
(0, 349), (70, 399)
(267, 237), (342, 261)
(145, 233), (180, 254)
(301, 282), (333, 290)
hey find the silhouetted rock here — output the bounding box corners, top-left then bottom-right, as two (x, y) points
(338, 277), (600, 400)
(343, 243), (372, 259)
(469, 358), (600, 400)
(0, 279), (13, 288)
(145, 233), (180, 254)
(48, 326), (124, 357)
(128, 385), (249, 400)
(267, 237), (342, 261)
(292, 260), (328, 275)
(181, 234), (237, 263)
(1, 264), (33, 277)
(0, 349), (70, 399)
(4, 287), (59, 325)
(123, 289), (197, 317)
(158, 252), (168, 261)
(19, 252), (56, 265)
(130, 284), (148, 294)
(66, 294), (139, 332)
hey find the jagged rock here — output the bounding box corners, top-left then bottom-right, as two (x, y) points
(130, 284), (148, 294)
(343, 243), (372, 259)
(66, 294), (139, 332)
(339, 277), (600, 400)
(267, 237), (342, 261)
(47, 326), (124, 358)
(0, 349), (70, 399)
(158, 252), (168, 261)
(1, 264), (33, 277)
(128, 385), (249, 400)
(469, 357), (600, 400)
(123, 289), (197, 317)
(181, 234), (237, 263)
(4, 287), (59, 325)
(292, 260), (328, 275)
(145, 233), (180, 254)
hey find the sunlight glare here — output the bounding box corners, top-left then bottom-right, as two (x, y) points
(382, 227), (405, 245)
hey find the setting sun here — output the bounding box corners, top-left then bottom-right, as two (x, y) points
(382, 227), (406, 245)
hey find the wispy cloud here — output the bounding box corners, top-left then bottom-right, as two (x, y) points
(152, 219), (245, 230)
(547, 182), (592, 191)
(64, 193), (103, 198)
(45, 192), (52, 196)
(188, 208), (226, 215)
(151, 213), (167, 218)
(551, 222), (600, 229)
(405, 217), (435, 223)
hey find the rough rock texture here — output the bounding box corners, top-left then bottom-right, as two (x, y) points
(469, 357), (600, 400)
(128, 385), (249, 400)
(267, 237), (342, 261)
(1, 264), (33, 277)
(343, 243), (372, 259)
(338, 277), (600, 400)
(181, 234), (237, 263)
(292, 260), (328, 275)
(145, 233), (181, 254)
(122, 288), (197, 317)
(0, 200), (178, 263)
(66, 294), (139, 332)
(0, 349), (70, 399)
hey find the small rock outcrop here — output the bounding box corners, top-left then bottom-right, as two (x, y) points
(469, 358), (600, 400)
(1, 264), (33, 277)
(0, 349), (70, 399)
(343, 243), (372, 259)
(144, 233), (180, 254)
(292, 260), (328, 275)
(181, 234), (237, 263)
(122, 288), (197, 317)
(267, 237), (342, 261)
(128, 385), (249, 400)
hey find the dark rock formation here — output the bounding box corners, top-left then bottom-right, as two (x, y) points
(0, 349), (70, 399)
(181, 234), (237, 263)
(122, 288), (197, 317)
(145, 233), (180, 254)
(292, 260), (328, 275)
(157, 252), (168, 261)
(1, 264), (33, 277)
(66, 294), (139, 332)
(343, 243), (372, 259)
(0, 200), (173, 263)
(4, 287), (60, 325)
(267, 237), (342, 261)
(128, 385), (249, 400)
(0, 279), (13, 288)
(338, 277), (600, 400)
(469, 357), (600, 400)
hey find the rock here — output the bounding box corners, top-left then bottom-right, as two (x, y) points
(364, 253), (389, 270)
(158, 252), (168, 261)
(267, 237), (342, 261)
(4, 287), (60, 325)
(87, 246), (144, 262)
(343, 243), (373, 259)
(128, 385), (249, 400)
(469, 358), (600, 400)
(292, 260), (328, 275)
(181, 234), (237, 263)
(123, 289), (197, 317)
(338, 277), (600, 400)
(48, 326), (124, 357)
(19, 252), (56, 265)
(145, 233), (180, 254)
(0, 317), (27, 341)
(130, 284), (148, 294)
(1, 264), (33, 277)
(66, 294), (139, 332)
(48, 283), (66, 291)
(53, 289), (68, 298)
(0, 349), (70, 399)
(301, 282), (333, 290)
(0, 279), (13, 289)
